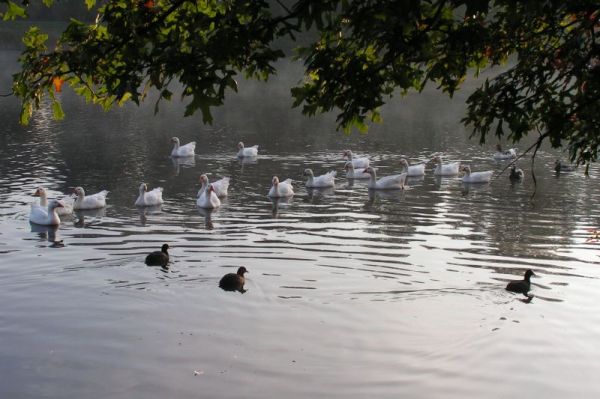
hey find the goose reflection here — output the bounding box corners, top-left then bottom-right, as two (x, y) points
(171, 155), (196, 175)
(363, 188), (405, 209)
(238, 155), (258, 166)
(460, 182), (490, 196)
(405, 175), (425, 186)
(305, 186), (335, 203)
(74, 207), (106, 228)
(270, 196), (293, 218)
(197, 207), (215, 230)
(30, 223), (64, 247)
(138, 205), (163, 226)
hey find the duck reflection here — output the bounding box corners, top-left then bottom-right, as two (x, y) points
(238, 155), (258, 166)
(74, 207), (106, 228)
(137, 204), (163, 226)
(197, 207), (215, 230)
(460, 182), (490, 196)
(270, 196), (293, 218)
(30, 223), (64, 247)
(171, 155), (196, 175)
(305, 186), (335, 203)
(365, 188), (405, 205)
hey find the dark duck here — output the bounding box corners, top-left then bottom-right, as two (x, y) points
(505, 269), (536, 296)
(219, 266), (248, 293)
(145, 244), (169, 267)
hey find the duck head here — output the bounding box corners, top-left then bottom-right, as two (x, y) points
(272, 176), (280, 186)
(524, 269), (536, 280)
(199, 174), (209, 185)
(554, 159), (561, 172)
(73, 187), (85, 198)
(399, 158), (409, 169)
(303, 168), (314, 177)
(49, 199), (64, 210)
(431, 155), (442, 164)
(171, 137), (180, 145)
(161, 243), (169, 253)
(208, 184), (216, 194)
(139, 183), (147, 193)
(342, 149), (352, 159)
(362, 166), (375, 176)
(33, 187), (46, 197)
(237, 142), (245, 150)
(460, 165), (472, 175)
(237, 266), (248, 276)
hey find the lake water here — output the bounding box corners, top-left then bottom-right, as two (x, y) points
(1, 49), (599, 398)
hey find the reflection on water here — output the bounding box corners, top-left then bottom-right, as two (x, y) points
(171, 155), (196, 175)
(1, 52), (600, 398)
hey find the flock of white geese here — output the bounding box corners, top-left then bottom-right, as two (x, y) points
(29, 138), (523, 226)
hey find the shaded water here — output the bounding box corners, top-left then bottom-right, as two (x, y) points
(1, 50), (599, 398)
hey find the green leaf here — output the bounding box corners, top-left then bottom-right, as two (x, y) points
(20, 101), (32, 125)
(3, 1), (26, 21)
(51, 100), (65, 120)
(84, 0), (96, 10)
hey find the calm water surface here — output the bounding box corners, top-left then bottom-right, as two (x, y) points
(1, 50), (599, 398)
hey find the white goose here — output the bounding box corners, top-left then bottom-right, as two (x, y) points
(33, 187), (73, 216)
(198, 174), (230, 198)
(493, 144), (517, 160)
(432, 155), (460, 176)
(363, 166), (407, 190)
(135, 183), (164, 206)
(237, 142), (259, 157)
(461, 165), (493, 183)
(303, 169), (336, 188)
(342, 149), (370, 169)
(30, 199), (64, 226)
(268, 176), (294, 197)
(73, 187), (108, 210)
(171, 137), (196, 157)
(344, 161), (371, 179)
(196, 184), (221, 209)
(399, 158), (426, 176)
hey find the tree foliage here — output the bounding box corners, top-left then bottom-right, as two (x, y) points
(2, 0), (600, 167)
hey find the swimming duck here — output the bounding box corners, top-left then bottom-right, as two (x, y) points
(344, 161), (371, 179)
(198, 174), (230, 198)
(237, 142), (259, 157)
(505, 269), (536, 295)
(197, 184), (221, 209)
(554, 160), (577, 173)
(73, 187), (108, 210)
(135, 183), (164, 206)
(432, 155), (460, 176)
(509, 165), (524, 181)
(460, 165), (493, 183)
(30, 199), (64, 226)
(145, 243), (169, 267)
(493, 144), (517, 160)
(268, 176), (294, 197)
(303, 169), (336, 188)
(219, 266), (248, 292)
(342, 149), (370, 169)
(171, 137), (196, 157)
(399, 158), (426, 176)
(33, 187), (73, 215)
(363, 166), (407, 190)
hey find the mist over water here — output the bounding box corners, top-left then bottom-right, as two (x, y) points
(1, 46), (599, 399)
